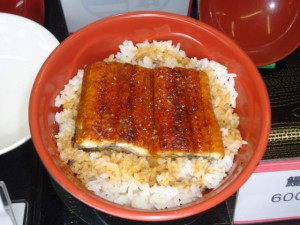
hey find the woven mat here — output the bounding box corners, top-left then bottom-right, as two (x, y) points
(260, 64), (300, 160)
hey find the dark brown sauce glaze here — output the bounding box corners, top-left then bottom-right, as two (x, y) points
(75, 61), (224, 159)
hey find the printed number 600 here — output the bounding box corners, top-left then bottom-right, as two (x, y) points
(271, 192), (300, 203)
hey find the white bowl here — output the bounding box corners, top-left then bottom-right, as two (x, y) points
(0, 13), (59, 155)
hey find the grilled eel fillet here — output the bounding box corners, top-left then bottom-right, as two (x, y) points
(74, 61), (224, 159)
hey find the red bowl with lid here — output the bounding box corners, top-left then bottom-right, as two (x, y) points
(29, 11), (271, 221)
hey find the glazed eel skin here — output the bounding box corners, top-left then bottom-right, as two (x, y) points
(74, 61), (224, 159)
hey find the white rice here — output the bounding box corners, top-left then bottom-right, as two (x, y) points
(54, 40), (245, 210)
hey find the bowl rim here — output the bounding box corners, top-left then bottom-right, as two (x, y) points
(29, 11), (271, 221)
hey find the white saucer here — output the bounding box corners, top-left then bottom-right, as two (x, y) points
(0, 13), (59, 155)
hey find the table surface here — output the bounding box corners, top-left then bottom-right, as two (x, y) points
(0, 0), (299, 224)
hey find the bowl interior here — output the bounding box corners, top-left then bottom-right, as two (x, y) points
(29, 12), (270, 221)
(199, 0), (300, 66)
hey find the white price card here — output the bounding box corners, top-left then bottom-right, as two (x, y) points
(233, 158), (300, 224)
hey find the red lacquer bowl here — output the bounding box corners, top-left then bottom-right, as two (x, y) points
(0, 0), (44, 24)
(29, 12), (271, 221)
(198, 0), (300, 66)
